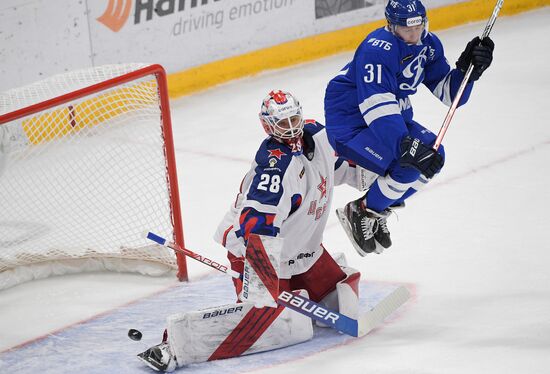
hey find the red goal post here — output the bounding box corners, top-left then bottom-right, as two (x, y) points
(0, 64), (188, 289)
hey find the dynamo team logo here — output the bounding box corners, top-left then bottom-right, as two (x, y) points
(97, 0), (133, 32)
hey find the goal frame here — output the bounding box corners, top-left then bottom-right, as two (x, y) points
(0, 64), (188, 282)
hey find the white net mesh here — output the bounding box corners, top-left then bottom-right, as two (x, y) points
(0, 64), (182, 290)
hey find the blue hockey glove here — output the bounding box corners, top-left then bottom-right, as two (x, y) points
(456, 36), (495, 82)
(399, 136), (444, 179)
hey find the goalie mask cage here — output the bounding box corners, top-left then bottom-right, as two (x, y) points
(0, 64), (188, 290)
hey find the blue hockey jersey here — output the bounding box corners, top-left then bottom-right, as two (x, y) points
(324, 27), (473, 175)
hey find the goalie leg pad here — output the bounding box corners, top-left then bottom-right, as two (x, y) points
(288, 249), (346, 302)
(227, 252), (244, 299)
(166, 292), (313, 367)
(319, 266), (361, 320)
(226, 234), (282, 307)
(329, 251), (349, 268)
(240, 234), (282, 308)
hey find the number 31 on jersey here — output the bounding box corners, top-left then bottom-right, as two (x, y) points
(364, 64), (382, 84)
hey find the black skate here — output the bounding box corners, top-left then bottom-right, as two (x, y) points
(372, 209), (392, 250)
(375, 201), (406, 249)
(335, 197), (393, 256)
(137, 342), (177, 372)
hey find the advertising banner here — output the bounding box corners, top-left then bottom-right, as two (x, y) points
(0, 0), (495, 92)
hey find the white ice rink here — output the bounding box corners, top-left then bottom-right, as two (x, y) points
(1, 7), (549, 373)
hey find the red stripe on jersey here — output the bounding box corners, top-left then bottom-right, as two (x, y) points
(208, 305), (285, 361)
(234, 176), (246, 208)
(222, 225), (234, 247)
(244, 217), (258, 240)
(239, 209), (250, 225)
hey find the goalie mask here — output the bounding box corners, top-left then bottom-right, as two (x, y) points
(260, 90), (304, 153)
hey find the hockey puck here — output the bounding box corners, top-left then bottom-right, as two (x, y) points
(128, 328), (142, 341)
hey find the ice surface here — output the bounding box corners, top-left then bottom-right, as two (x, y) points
(0, 276), (406, 373)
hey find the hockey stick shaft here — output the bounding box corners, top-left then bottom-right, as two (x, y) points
(433, 0), (504, 151)
(146, 231), (242, 279)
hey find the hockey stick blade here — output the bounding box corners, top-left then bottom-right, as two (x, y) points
(277, 290), (360, 336)
(357, 285), (411, 337)
(277, 286), (410, 337)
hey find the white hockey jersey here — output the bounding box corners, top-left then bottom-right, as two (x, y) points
(214, 121), (358, 279)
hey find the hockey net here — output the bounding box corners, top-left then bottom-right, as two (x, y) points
(0, 64), (188, 290)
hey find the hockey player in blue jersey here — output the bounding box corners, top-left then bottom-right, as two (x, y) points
(324, 0), (494, 255)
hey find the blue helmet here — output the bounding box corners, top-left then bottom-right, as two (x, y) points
(385, 0), (427, 27)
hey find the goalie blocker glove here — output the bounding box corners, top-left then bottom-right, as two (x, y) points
(399, 136), (444, 179)
(456, 36), (495, 82)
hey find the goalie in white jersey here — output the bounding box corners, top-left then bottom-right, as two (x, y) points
(214, 89), (371, 298)
(137, 90), (375, 372)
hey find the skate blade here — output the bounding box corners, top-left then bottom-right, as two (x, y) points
(373, 241), (385, 254)
(335, 208), (380, 257)
(137, 352), (162, 372)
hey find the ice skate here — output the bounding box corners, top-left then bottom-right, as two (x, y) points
(137, 342), (177, 372)
(336, 197), (392, 256)
(372, 209), (392, 250)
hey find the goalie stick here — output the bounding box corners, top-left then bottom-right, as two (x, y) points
(146, 231), (410, 337)
(433, 0), (504, 150)
(277, 286), (410, 337)
(146, 232), (241, 279)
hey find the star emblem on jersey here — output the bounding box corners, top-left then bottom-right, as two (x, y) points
(317, 174), (327, 200)
(268, 148), (286, 160)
